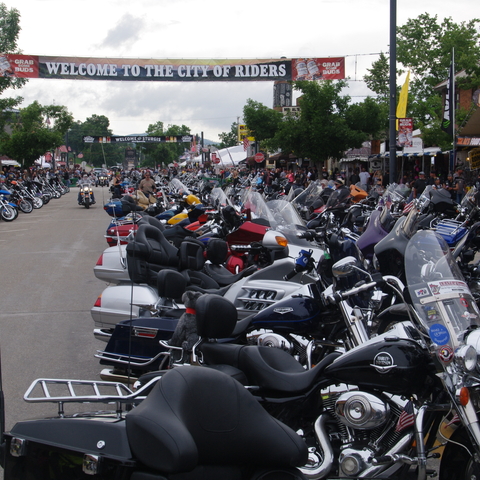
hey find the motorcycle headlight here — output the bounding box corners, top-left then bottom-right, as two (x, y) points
(455, 344), (477, 372)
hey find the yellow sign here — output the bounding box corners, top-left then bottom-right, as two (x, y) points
(238, 124), (255, 142)
(470, 148), (480, 170)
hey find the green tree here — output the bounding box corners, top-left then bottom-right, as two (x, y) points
(78, 114), (124, 167)
(364, 13), (480, 149)
(218, 122), (239, 148)
(263, 80), (383, 162)
(142, 122), (192, 167)
(243, 100), (283, 151)
(0, 100), (73, 167)
(0, 3), (28, 135)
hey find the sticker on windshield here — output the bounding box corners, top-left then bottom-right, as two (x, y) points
(428, 280), (469, 296)
(415, 287), (430, 298)
(437, 345), (454, 364)
(429, 324), (450, 346)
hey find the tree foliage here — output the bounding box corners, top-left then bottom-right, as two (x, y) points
(142, 122), (192, 167)
(242, 81), (383, 162)
(0, 3), (28, 132)
(0, 101), (73, 167)
(364, 13), (480, 149)
(218, 122), (239, 148)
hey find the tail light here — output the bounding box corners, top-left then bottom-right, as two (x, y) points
(94, 295), (102, 308)
(96, 254), (103, 266)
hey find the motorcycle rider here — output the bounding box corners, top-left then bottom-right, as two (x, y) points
(77, 174), (96, 205)
(138, 170), (156, 197)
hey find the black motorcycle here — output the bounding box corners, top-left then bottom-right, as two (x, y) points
(139, 229), (480, 479)
(0, 367), (308, 479)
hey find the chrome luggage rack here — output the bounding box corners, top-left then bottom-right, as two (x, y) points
(23, 377), (160, 417)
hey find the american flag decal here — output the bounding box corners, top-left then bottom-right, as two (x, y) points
(403, 200), (414, 214)
(395, 400), (415, 432)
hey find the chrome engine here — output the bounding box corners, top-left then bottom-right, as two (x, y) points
(310, 387), (412, 478)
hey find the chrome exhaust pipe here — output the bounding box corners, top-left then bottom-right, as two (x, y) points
(299, 414), (334, 479)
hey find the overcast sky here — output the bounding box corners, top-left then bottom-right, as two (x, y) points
(2, 0), (479, 142)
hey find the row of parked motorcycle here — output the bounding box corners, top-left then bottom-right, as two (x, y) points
(3, 173), (480, 479)
(0, 174), (70, 221)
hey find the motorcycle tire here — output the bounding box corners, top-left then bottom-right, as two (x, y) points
(41, 195), (50, 205)
(19, 199), (33, 213)
(1, 206), (18, 221)
(84, 198), (90, 209)
(32, 197), (43, 208)
(439, 425), (480, 480)
(52, 190), (61, 199)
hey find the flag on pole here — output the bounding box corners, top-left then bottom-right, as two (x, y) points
(441, 58), (455, 137)
(395, 400), (415, 432)
(396, 71), (410, 130)
(243, 136), (250, 151)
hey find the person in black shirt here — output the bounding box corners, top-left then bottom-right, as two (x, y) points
(443, 173), (456, 200)
(413, 172), (427, 198)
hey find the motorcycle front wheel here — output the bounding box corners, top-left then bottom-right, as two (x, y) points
(1, 205), (18, 221)
(19, 199), (33, 213)
(84, 198), (90, 209)
(33, 197), (44, 208)
(439, 425), (480, 480)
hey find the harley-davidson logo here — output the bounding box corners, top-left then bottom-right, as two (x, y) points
(273, 307), (294, 315)
(371, 352), (397, 374)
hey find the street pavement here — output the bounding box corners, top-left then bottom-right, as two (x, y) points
(0, 185), (113, 431)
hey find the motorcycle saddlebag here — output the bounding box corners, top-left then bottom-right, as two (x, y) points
(2, 417), (136, 479)
(104, 200), (124, 217)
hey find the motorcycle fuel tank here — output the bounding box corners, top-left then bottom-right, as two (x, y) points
(249, 294), (331, 335)
(324, 335), (434, 396)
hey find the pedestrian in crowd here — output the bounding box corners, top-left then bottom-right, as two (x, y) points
(413, 171), (427, 199)
(443, 173), (456, 200)
(349, 168), (360, 186)
(359, 167), (370, 191)
(112, 172), (122, 198)
(454, 169), (465, 203)
(427, 171), (436, 186)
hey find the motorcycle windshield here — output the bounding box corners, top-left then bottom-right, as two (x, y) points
(209, 187), (233, 208)
(324, 187), (351, 210)
(241, 189), (312, 247)
(406, 229), (480, 349)
(384, 183), (410, 203)
(461, 186), (477, 208)
(291, 180), (325, 209)
(169, 178), (191, 195)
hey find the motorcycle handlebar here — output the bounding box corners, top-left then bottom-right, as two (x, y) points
(325, 280), (379, 304)
(283, 269), (298, 281)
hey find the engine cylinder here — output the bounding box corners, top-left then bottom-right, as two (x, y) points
(335, 391), (389, 430)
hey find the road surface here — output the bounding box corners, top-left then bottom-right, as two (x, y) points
(0, 185), (113, 430)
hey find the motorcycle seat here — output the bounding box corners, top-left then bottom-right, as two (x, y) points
(138, 215), (165, 231)
(126, 224), (180, 285)
(126, 366), (308, 474)
(204, 238), (257, 286)
(195, 294), (341, 394)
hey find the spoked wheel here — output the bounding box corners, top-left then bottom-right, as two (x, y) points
(1, 205), (18, 221)
(41, 195), (50, 205)
(33, 197), (44, 208)
(19, 199), (33, 213)
(52, 190), (61, 199)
